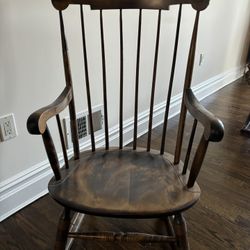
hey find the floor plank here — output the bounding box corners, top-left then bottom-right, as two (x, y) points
(1, 78), (250, 249)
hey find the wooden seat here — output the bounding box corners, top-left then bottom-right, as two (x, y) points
(49, 148), (200, 217)
(27, 0), (224, 249)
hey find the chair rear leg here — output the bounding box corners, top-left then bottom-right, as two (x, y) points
(173, 213), (190, 250)
(55, 208), (71, 250)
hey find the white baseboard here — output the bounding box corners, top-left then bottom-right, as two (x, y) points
(0, 66), (244, 222)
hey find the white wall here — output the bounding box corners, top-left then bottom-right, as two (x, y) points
(0, 0), (249, 185)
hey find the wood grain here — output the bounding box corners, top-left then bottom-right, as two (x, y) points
(27, 2), (222, 247)
(27, 86), (72, 135)
(51, 0), (209, 11)
(2, 78), (250, 249)
(184, 88), (224, 142)
(174, 10), (200, 164)
(48, 148), (200, 218)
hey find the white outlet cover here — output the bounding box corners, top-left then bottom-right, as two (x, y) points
(0, 113), (18, 142)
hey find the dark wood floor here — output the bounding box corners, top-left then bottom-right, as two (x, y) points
(1, 78), (250, 250)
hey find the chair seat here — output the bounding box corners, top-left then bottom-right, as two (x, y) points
(48, 147), (200, 218)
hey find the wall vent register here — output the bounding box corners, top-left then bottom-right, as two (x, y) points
(63, 105), (104, 149)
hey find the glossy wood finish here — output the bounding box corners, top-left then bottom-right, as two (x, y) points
(59, 11), (80, 160)
(147, 10), (162, 152)
(51, 0), (209, 11)
(56, 114), (69, 169)
(133, 8), (142, 150)
(48, 148), (200, 218)
(161, 4), (182, 155)
(68, 231), (176, 242)
(42, 127), (61, 180)
(27, 86), (72, 134)
(80, 5), (95, 152)
(3, 79), (250, 250)
(173, 214), (189, 250)
(25, 0), (225, 248)
(184, 89), (224, 142)
(119, 9), (124, 149)
(100, 9), (109, 150)
(187, 135), (208, 188)
(182, 118), (197, 175)
(55, 208), (71, 250)
(174, 11), (200, 164)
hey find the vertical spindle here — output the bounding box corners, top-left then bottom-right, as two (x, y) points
(100, 10), (109, 150)
(119, 9), (124, 149)
(133, 9), (142, 150)
(80, 5), (95, 151)
(182, 118), (197, 175)
(160, 5), (182, 155)
(174, 11), (200, 164)
(56, 114), (69, 169)
(187, 135), (208, 188)
(147, 10), (162, 152)
(59, 10), (80, 159)
(42, 127), (61, 180)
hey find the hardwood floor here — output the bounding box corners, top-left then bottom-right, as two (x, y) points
(1, 78), (250, 249)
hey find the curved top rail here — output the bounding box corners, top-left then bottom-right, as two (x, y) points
(52, 0), (209, 11)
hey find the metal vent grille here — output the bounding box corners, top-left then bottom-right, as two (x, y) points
(77, 116), (87, 139)
(63, 104), (104, 149)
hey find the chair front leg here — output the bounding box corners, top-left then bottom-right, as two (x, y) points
(163, 216), (175, 250)
(173, 213), (190, 250)
(55, 208), (71, 250)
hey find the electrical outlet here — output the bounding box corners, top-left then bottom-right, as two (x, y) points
(0, 113), (18, 142)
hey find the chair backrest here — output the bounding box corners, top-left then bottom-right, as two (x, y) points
(34, 0), (214, 185)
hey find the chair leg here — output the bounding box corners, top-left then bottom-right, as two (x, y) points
(164, 216), (175, 250)
(54, 208), (71, 250)
(173, 213), (190, 250)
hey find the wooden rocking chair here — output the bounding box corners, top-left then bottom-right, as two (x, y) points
(27, 0), (224, 249)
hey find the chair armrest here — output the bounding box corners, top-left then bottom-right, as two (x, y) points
(184, 88), (224, 142)
(27, 86), (73, 135)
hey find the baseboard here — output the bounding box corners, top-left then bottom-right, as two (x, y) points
(0, 66), (244, 222)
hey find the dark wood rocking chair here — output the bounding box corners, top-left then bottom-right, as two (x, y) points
(27, 0), (224, 249)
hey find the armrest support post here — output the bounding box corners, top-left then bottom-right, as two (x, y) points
(27, 86), (74, 180)
(182, 88), (224, 187)
(42, 127), (61, 180)
(187, 135), (208, 188)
